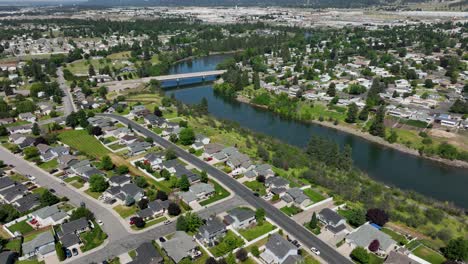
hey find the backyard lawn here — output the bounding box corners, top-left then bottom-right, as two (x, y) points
(238, 222), (276, 241)
(4, 238), (22, 252)
(114, 205), (138, 219)
(199, 180), (230, 206)
(381, 227), (408, 245)
(412, 244), (445, 264)
(280, 205), (303, 216)
(58, 130), (110, 158)
(303, 188), (325, 203)
(80, 223), (108, 252)
(244, 180), (266, 196)
(209, 230), (245, 257)
(8, 220), (34, 234)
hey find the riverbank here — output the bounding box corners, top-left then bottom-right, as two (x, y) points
(173, 50), (242, 64)
(237, 95), (468, 169)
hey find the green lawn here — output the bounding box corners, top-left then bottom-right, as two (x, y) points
(131, 216), (167, 230)
(32, 187), (47, 195)
(80, 223), (108, 252)
(199, 180), (230, 206)
(8, 220), (34, 234)
(114, 205), (137, 219)
(280, 205), (303, 216)
(369, 254), (385, 264)
(244, 180), (266, 196)
(85, 189), (102, 199)
(108, 143), (126, 151)
(381, 227), (408, 245)
(17, 258), (45, 264)
(4, 238), (22, 252)
(238, 222), (276, 241)
(303, 188), (325, 203)
(412, 245), (446, 264)
(209, 230), (245, 257)
(38, 159), (58, 172)
(58, 130), (110, 158)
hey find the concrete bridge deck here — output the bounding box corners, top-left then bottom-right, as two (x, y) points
(99, 70), (226, 91)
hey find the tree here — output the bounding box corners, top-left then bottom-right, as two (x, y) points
(0, 125), (8, 136)
(165, 148), (177, 160)
(309, 212), (318, 229)
(56, 242), (66, 261)
(168, 202), (181, 216)
(153, 106), (163, 117)
(160, 169), (171, 180)
(368, 239), (380, 252)
(70, 207), (94, 221)
(133, 216), (145, 228)
(178, 175), (190, 191)
(89, 174), (109, 192)
(347, 208), (366, 227)
(257, 145), (269, 161)
(350, 247), (369, 264)
(98, 86), (108, 98)
(387, 130), (398, 143)
(116, 165), (129, 175)
(369, 106), (386, 138)
(176, 214), (188, 231)
(253, 72), (260, 90)
(88, 64), (96, 76)
(179, 128), (195, 145)
(424, 79), (434, 88)
(100, 155), (114, 170)
(236, 248), (248, 261)
(88, 125), (102, 136)
(327, 82), (336, 97)
(32, 123), (40, 135)
(23, 146), (39, 159)
(255, 208), (265, 223)
(345, 103), (358, 123)
(156, 190), (168, 201)
(138, 198), (149, 209)
(40, 189), (60, 206)
(358, 106), (369, 121)
(135, 177), (148, 188)
(442, 237), (468, 261)
(366, 208), (389, 226)
(251, 245), (260, 257)
(200, 171), (208, 183)
(206, 257), (218, 264)
(256, 175), (265, 183)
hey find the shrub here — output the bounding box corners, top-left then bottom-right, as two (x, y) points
(350, 247), (369, 264)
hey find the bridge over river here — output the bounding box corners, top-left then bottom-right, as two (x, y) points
(99, 70), (226, 91)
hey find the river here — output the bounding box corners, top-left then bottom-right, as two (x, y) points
(161, 54), (468, 209)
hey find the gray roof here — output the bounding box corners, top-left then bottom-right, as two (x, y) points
(162, 231), (197, 263)
(204, 143), (224, 155)
(173, 165), (200, 182)
(384, 251), (419, 264)
(0, 177), (15, 190)
(189, 183), (214, 195)
(283, 254), (303, 264)
(319, 208), (344, 226)
(14, 193), (40, 213)
(161, 159), (180, 169)
(199, 217), (225, 236)
(265, 234), (297, 259)
(285, 188), (309, 204)
(327, 223), (347, 234)
(0, 184), (27, 202)
(60, 233), (81, 248)
(178, 192), (197, 203)
(22, 231), (55, 256)
(265, 176), (289, 187)
(144, 152), (164, 162)
(346, 224), (396, 251)
(109, 175), (131, 185)
(128, 242), (163, 264)
(121, 183), (144, 197)
(0, 251), (16, 264)
(33, 205), (64, 220)
(60, 217), (88, 235)
(228, 207), (255, 222)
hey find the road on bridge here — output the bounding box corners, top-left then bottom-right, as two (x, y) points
(101, 114), (353, 264)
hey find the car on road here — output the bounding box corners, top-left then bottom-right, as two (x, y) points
(292, 240), (301, 248)
(164, 220), (171, 225)
(49, 188), (56, 193)
(97, 219), (103, 225)
(65, 249), (72, 258)
(253, 192), (260, 197)
(72, 248), (78, 256)
(159, 237), (166, 243)
(310, 247), (320, 255)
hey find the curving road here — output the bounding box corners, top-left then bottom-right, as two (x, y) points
(100, 114), (353, 264)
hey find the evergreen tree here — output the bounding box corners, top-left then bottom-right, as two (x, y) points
(358, 106), (369, 121)
(345, 103), (358, 123)
(178, 175), (190, 191)
(309, 212), (317, 229)
(369, 105), (386, 137)
(32, 122), (40, 136)
(88, 64), (96, 76)
(327, 82), (336, 97)
(253, 72), (260, 90)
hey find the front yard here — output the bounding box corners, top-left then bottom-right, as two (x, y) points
(244, 180), (266, 196)
(199, 180), (230, 206)
(280, 205), (303, 216)
(80, 223), (108, 252)
(38, 159), (58, 172)
(209, 230), (245, 257)
(114, 205), (138, 219)
(238, 222), (276, 241)
(131, 216), (167, 230)
(408, 241), (446, 264)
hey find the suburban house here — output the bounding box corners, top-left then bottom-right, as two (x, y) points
(281, 188), (310, 208)
(0, 251), (17, 264)
(9, 134), (27, 145)
(56, 217), (90, 250)
(109, 175), (132, 187)
(69, 160), (104, 180)
(178, 183), (215, 205)
(137, 199), (169, 220)
(224, 207), (256, 229)
(346, 223), (397, 255)
(202, 143), (224, 159)
(265, 177), (289, 189)
(384, 250), (419, 264)
(128, 242), (163, 264)
(18, 112), (36, 122)
(13, 193), (41, 213)
(0, 183), (28, 203)
(161, 160), (200, 183)
(196, 217), (227, 246)
(143, 152), (164, 169)
(58, 155), (79, 170)
(18, 137), (36, 149)
(37, 144), (69, 162)
(161, 231), (200, 263)
(0, 177), (15, 191)
(128, 141), (152, 156)
(30, 205), (68, 226)
(21, 231), (56, 260)
(7, 124), (32, 134)
(260, 234), (302, 264)
(318, 208), (347, 235)
(104, 183), (145, 203)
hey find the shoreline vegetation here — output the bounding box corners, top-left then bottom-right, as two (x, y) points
(236, 94), (468, 169)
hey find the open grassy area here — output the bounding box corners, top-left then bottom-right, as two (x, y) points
(58, 130), (110, 158)
(209, 230), (245, 257)
(199, 180), (230, 206)
(80, 223), (108, 252)
(244, 180), (266, 196)
(8, 220), (34, 234)
(238, 222), (276, 241)
(114, 205), (137, 219)
(381, 227), (408, 245)
(303, 188), (325, 203)
(280, 205), (303, 216)
(131, 216), (167, 230)
(412, 244), (446, 264)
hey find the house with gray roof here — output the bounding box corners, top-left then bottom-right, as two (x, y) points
(104, 183), (144, 204)
(224, 207), (256, 229)
(22, 231), (56, 259)
(197, 217), (227, 246)
(346, 223), (397, 255)
(137, 199), (169, 220)
(203, 143), (224, 158)
(0, 251), (17, 264)
(30, 205), (68, 226)
(128, 141), (152, 156)
(58, 155), (79, 170)
(144, 152), (164, 169)
(260, 234), (300, 264)
(178, 183), (215, 205)
(7, 124), (32, 134)
(18, 137), (35, 149)
(173, 165), (200, 183)
(282, 188), (310, 208)
(109, 175), (131, 187)
(318, 208), (347, 234)
(161, 231), (199, 263)
(128, 242), (163, 264)
(265, 177), (289, 189)
(384, 250), (419, 264)
(0, 183), (28, 203)
(13, 193), (40, 213)
(0, 177), (15, 191)
(56, 217), (89, 250)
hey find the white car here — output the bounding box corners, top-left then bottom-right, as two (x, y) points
(97, 219), (103, 226)
(310, 247), (320, 255)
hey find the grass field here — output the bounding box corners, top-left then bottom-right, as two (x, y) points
(80, 223), (108, 252)
(238, 222), (276, 241)
(114, 205), (137, 219)
(303, 188), (325, 203)
(8, 220), (34, 234)
(411, 244), (446, 264)
(199, 180), (230, 206)
(59, 130), (110, 158)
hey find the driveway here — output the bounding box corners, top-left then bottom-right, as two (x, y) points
(292, 199), (335, 225)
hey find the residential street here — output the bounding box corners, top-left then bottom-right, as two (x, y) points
(101, 114), (353, 264)
(57, 67), (76, 115)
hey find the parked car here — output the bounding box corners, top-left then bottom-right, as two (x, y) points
(164, 220), (171, 225)
(49, 188), (56, 193)
(310, 247), (320, 255)
(65, 249), (72, 258)
(72, 248), (78, 256)
(97, 219), (103, 225)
